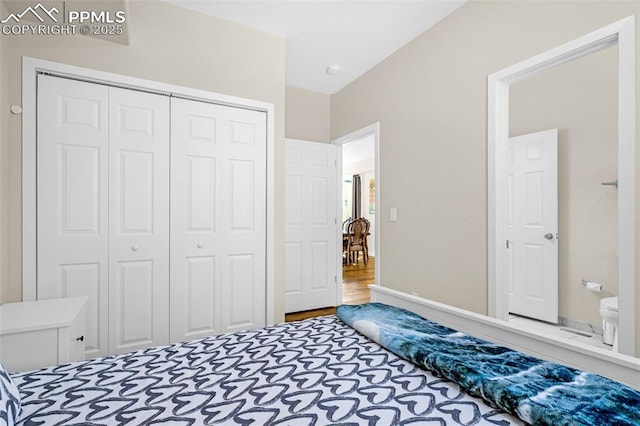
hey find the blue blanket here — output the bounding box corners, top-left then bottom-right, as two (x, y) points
(337, 303), (640, 426)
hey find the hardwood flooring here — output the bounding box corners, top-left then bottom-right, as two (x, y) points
(285, 256), (375, 322)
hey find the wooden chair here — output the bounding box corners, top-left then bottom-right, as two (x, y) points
(342, 218), (352, 264)
(361, 217), (370, 262)
(346, 218), (368, 265)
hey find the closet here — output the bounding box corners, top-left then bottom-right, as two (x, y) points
(36, 74), (267, 358)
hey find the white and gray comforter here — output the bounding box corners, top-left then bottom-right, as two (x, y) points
(12, 315), (522, 425)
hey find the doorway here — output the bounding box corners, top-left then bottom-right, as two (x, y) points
(341, 133), (376, 305)
(284, 123), (380, 321)
(334, 123), (380, 307)
(488, 17), (636, 356)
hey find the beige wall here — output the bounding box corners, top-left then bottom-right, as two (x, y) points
(331, 0), (640, 353)
(0, 0), (11, 303)
(510, 46), (618, 327)
(0, 0), (287, 320)
(285, 85), (331, 142)
(636, 0), (640, 360)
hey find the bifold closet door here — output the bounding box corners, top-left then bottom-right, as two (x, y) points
(170, 98), (223, 341)
(220, 106), (267, 334)
(37, 75), (170, 357)
(108, 87), (170, 354)
(37, 75), (110, 358)
(170, 99), (266, 342)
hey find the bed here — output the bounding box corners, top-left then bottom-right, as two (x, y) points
(2, 302), (639, 426)
(4, 312), (521, 425)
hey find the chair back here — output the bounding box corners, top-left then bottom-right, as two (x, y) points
(342, 217), (352, 233)
(348, 218), (367, 246)
(361, 217), (370, 235)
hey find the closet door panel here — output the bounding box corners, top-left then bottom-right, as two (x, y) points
(220, 106), (267, 333)
(58, 263), (101, 354)
(114, 260), (154, 346)
(184, 256), (216, 334)
(226, 254), (256, 328)
(170, 98), (223, 342)
(108, 87), (170, 354)
(37, 75), (109, 358)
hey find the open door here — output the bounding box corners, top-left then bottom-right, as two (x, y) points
(284, 139), (338, 313)
(506, 129), (558, 323)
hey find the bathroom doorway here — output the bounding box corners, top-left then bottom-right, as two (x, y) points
(489, 17), (635, 356)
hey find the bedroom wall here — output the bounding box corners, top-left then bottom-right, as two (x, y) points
(285, 85), (331, 142)
(510, 46), (618, 328)
(330, 0), (640, 354)
(636, 1), (640, 359)
(0, 0), (11, 303)
(0, 0), (287, 321)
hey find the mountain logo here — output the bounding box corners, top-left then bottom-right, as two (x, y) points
(1, 3), (59, 24)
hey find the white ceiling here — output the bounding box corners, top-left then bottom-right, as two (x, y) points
(343, 134), (374, 167)
(167, 0), (465, 94)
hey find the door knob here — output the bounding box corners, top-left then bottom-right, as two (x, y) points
(197, 243), (204, 248)
(544, 233), (554, 240)
(131, 244), (139, 251)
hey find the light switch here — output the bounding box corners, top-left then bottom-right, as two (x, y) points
(390, 208), (397, 222)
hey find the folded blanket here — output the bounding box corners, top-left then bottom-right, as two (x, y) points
(337, 303), (640, 426)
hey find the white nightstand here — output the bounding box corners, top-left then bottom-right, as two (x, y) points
(0, 297), (87, 373)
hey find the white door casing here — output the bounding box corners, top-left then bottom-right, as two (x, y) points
(284, 139), (338, 313)
(37, 75), (110, 358)
(108, 87), (170, 354)
(506, 129), (558, 323)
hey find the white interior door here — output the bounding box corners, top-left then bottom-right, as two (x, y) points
(108, 87), (170, 354)
(37, 75), (110, 358)
(284, 139), (338, 313)
(506, 129), (558, 323)
(170, 98), (223, 342)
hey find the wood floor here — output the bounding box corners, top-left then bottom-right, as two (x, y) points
(284, 256), (374, 322)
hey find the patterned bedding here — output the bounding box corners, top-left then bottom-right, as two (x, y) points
(337, 303), (640, 426)
(10, 315), (522, 425)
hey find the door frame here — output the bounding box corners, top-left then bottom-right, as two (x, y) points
(332, 122), (380, 298)
(21, 57), (276, 325)
(488, 16), (636, 355)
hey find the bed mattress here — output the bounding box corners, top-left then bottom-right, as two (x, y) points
(12, 315), (521, 425)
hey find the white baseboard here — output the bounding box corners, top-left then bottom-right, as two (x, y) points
(369, 285), (640, 389)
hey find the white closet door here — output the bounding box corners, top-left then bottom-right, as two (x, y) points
(108, 87), (170, 354)
(220, 106), (267, 333)
(171, 101), (266, 339)
(170, 98), (223, 342)
(37, 75), (109, 358)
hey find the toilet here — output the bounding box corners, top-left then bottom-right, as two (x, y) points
(599, 297), (619, 351)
